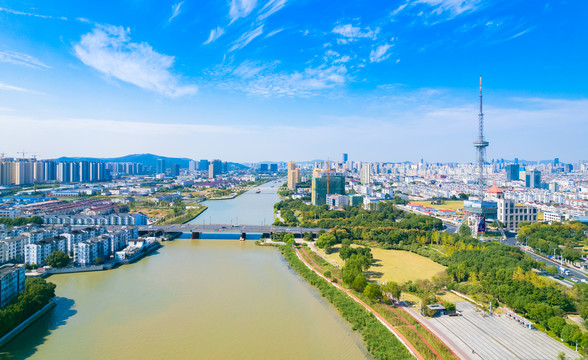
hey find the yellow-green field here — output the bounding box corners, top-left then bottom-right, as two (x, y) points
(410, 200), (464, 212)
(316, 244), (447, 283)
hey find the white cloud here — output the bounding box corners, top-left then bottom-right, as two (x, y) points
(370, 44), (392, 63)
(0, 82), (29, 92)
(413, 0), (481, 18)
(0, 7), (66, 20)
(265, 28), (284, 38)
(74, 25), (197, 97)
(332, 24), (379, 44)
(229, 0), (257, 24)
(204, 27), (226, 44)
(229, 25), (263, 51)
(168, 2), (184, 23)
(0, 50), (51, 69)
(258, 0), (286, 21)
(232, 65), (348, 97)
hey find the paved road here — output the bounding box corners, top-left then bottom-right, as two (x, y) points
(428, 302), (581, 360)
(497, 235), (588, 282)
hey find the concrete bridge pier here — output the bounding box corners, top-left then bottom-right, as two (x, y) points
(191, 232), (201, 239)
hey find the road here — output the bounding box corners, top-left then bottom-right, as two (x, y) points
(498, 235), (588, 283)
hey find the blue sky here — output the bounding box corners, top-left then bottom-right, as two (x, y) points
(0, 0), (586, 163)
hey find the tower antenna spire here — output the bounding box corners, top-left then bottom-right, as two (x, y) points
(473, 76), (489, 197)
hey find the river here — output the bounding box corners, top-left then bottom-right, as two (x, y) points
(1, 179), (370, 360)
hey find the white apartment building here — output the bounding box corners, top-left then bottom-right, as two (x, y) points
(544, 212), (566, 224)
(0, 264), (25, 308)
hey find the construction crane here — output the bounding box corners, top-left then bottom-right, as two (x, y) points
(18, 151), (26, 160)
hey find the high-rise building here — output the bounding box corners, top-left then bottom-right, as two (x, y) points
(269, 164), (278, 173)
(311, 171), (345, 206)
(171, 163), (180, 176)
(198, 159), (209, 171)
(0, 161), (12, 185)
(189, 160), (196, 171)
(259, 164), (269, 173)
(525, 170), (541, 188)
(360, 163), (371, 184)
(156, 159), (166, 174)
(209, 159), (222, 179)
(287, 161), (301, 190)
(506, 164), (519, 181)
(343, 153), (348, 162)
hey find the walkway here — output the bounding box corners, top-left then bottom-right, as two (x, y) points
(293, 245), (423, 359)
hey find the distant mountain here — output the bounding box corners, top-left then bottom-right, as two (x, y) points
(55, 153), (193, 169)
(54, 154), (249, 170)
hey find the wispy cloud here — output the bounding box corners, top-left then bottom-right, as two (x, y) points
(204, 27), (225, 45)
(168, 2), (184, 23)
(0, 7), (67, 20)
(370, 44), (393, 63)
(411, 0), (481, 20)
(257, 0), (286, 21)
(0, 82), (29, 92)
(229, 25), (263, 51)
(332, 24), (379, 44)
(229, 0), (257, 24)
(0, 50), (51, 69)
(265, 28), (283, 38)
(229, 64), (348, 97)
(74, 25), (197, 97)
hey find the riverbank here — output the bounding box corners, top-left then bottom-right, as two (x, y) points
(0, 299), (56, 348)
(28, 241), (163, 278)
(279, 245), (414, 360)
(206, 178), (275, 201)
(156, 205), (207, 225)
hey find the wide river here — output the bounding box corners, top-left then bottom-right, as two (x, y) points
(2, 180), (370, 360)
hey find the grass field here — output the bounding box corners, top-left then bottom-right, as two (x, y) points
(410, 200), (464, 212)
(316, 244), (447, 283)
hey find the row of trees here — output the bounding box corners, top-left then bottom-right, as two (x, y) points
(518, 222), (587, 262)
(0, 278), (56, 337)
(0, 216), (43, 228)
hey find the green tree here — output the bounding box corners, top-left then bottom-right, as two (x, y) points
(382, 281), (401, 301)
(323, 270), (332, 279)
(45, 251), (71, 268)
(352, 274), (367, 291)
(316, 233), (337, 249)
(548, 316), (566, 337)
(364, 283), (382, 300)
(458, 224), (472, 237)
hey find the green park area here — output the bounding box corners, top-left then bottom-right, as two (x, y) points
(410, 200), (464, 213)
(317, 244), (446, 283)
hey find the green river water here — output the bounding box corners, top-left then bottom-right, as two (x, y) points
(1, 180), (370, 360)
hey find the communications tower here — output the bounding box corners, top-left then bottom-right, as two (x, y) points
(463, 77), (496, 236)
(473, 76), (488, 197)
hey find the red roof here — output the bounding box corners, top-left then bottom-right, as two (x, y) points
(487, 184), (503, 194)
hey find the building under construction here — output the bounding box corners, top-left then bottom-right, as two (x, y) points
(311, 166), (345, 206)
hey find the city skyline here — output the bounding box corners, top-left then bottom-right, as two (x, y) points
(0, 1), (587, 162)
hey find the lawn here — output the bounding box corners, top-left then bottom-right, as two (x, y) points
(410, 200), (464, 212)
(316, 244), (447, 283)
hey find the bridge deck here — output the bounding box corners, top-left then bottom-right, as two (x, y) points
(137, 224), (325, 234)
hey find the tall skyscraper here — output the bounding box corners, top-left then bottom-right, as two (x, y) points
(525, 170), (541, 188)
(287, 161), (300, 190)
(171, 163), (180, 176)
(209, 159), (222, 179)
(156, 159), (166, 174)
(360, 163), (371, 184)
(198, 159), (210, 171)
(189, 160), (196, 171)
(343, 153), (348, 162)
(506, 164), (519, 181)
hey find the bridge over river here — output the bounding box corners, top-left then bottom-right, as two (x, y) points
(137, 224), (327, 238)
